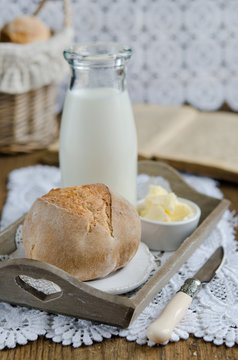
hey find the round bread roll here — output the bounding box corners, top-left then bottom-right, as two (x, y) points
(22, 184), (141, 281)
(0, 15), (50, 44)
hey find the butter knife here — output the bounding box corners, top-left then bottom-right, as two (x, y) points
(146, 246), (225, 344)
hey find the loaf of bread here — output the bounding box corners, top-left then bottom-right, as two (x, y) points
(22, 184), (141, 281)
(0, 15), (50, 44)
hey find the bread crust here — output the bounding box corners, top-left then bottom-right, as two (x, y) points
(22, 184), (141, 281)
(0, 15), (50, 44)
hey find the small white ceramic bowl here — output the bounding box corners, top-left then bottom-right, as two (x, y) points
(137, 198), (201, 251)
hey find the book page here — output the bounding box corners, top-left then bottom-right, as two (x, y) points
(152, 111), (238, 173)
(134, 105), (197, 158)
(44, 105), (238, 181)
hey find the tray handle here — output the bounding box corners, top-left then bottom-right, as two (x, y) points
(0, 258), (134, 328)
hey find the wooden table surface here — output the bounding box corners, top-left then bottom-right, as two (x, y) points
(0, 152), (237, 360)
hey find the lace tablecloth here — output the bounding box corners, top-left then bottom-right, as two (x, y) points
(0, 165), (237, 349)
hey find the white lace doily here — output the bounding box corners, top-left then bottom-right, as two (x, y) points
(1, 0), (238, 110)
(0, 165), (238, 349)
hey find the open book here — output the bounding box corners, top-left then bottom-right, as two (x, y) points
(134, 105), (238, 183)
(44, 105), (238, 183)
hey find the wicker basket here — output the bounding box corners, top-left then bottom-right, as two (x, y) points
(0, 0), (71, 153)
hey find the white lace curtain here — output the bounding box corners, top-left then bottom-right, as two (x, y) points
(1, 0), (238, 111)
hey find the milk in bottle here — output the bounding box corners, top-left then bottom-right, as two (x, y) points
(60, 44), (137, 204)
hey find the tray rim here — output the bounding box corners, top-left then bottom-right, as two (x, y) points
(0, 160), (230, 328)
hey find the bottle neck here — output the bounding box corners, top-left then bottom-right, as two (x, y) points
(69, 65), (127, 92)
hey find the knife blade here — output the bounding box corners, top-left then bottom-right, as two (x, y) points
(146, 246), (225, 344)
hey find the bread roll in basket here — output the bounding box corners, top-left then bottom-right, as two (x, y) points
(22, 184), (141, 281)
(0, 0), (73, 153)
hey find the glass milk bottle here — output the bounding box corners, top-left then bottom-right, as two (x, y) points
(60, 43), (137, 204)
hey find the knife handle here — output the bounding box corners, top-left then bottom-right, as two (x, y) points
(146, 278), (201, 344)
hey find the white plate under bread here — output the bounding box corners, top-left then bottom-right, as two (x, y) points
(87, 242), (155, 294)
(11, 241), (155, 294)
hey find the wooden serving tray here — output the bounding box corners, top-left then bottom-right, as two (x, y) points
(0, 161), (230, 328)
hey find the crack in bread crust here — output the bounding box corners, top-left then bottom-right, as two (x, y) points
(100, 184), (113, 238)
(42, 184), (113, 236)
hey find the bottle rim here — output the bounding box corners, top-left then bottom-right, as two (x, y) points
(64, 43), (132, 68)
